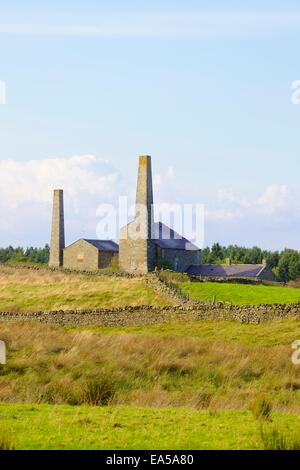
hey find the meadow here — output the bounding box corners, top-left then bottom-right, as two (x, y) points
(179, 281), (300, 305)
(0, 266), (170, 312)
(1, 405), (300, 450)
(0, 319), (299, 412)
(0, 319), (300, 449)
(1, 267), (300, 449)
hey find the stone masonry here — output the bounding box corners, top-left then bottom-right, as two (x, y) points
(156, 246), (200, 273)
(119, 155), (156, 274)
(63, 239), (100, 271)
(49, 189), (65, 267)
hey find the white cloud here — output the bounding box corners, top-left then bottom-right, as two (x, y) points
(256, 184), (290, 215)
(0, 155), (121, 246)
(206, 208), (242, 221)
(217, 188), (250, 208)
(208, 184), (295, 223)
(0, 155), (119, 209)
(153, 165), (175, 189)
(0, 155), (298, 251)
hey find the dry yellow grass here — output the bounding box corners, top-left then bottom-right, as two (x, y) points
(0, 266), (171, 311)
(0, 321), (299, 413)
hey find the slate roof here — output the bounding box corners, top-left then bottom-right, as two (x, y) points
(153, 222), (199, 251)
(187, 264), (265, 278)
(83, 239), (119, 252)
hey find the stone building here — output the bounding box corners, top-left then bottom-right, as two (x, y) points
(49, 155), (274, 280)
(119, 155), (200, 274)
(49, 190), (118, 271)
(187, 258), (276, 281)
(63, 239), (118, 271)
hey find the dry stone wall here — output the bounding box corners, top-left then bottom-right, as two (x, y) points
(1, 264), (300, 326)
(0, 303), (299, 326)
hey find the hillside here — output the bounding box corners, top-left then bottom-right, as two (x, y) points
(0, 266), (172, 311)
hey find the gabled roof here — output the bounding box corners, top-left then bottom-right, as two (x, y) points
(187, 264), (265, 278)
(153, 222), (199, 251)
(83, 239), (119, 252)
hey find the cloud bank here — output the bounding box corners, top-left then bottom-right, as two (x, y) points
(0, 155), (299, 250)
(0, 155), (121, 246)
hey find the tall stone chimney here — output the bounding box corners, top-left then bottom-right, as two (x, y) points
(49, 189), (65, 267)
(135, 155), (154, 238)
(119, 155), (155, 273)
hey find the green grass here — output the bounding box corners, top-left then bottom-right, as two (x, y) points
(179, 281), (300, 306)
(78, 317), (300, 347)
(0, 266), (171, 311)
(1, 404), (300, 450)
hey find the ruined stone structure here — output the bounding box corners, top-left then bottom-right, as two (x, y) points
(119, 155), (200, 274)
(49, 189), (65, 267)
(119, 155), (156, 274)
(49, 155), (275, 280)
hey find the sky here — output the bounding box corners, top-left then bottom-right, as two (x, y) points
(0, 0), (300, 250)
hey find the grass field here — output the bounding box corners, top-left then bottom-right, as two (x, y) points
(0, 319), (300, 412)
(1, 267), (300, 449)
(0, 266), (170, 312)
(1, 404), (300, 450)
(179, 281), (300, 305)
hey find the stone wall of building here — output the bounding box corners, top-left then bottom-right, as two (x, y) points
(157, 246), (200, 272)
(63, 239), (99, 271)
(99, 251), (118, 269)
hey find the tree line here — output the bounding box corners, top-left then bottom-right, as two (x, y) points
(0, 245), (50, 265)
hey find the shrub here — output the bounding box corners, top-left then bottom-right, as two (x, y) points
(260, 425), (300, 450)
(157, 269), (190, 284)
(196, 391), (212, 409)
(249, 394), (272, 421)
(83, 376), (116, 406)
(156, 259), (174, 270)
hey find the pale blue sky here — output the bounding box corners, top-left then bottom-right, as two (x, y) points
(0, 1), (300, 249)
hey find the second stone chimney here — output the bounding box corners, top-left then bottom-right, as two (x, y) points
(119, 155), (155, 274)
(49, 189), (65, 267)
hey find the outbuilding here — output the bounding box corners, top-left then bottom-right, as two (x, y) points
(63, 239), (119, 271)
